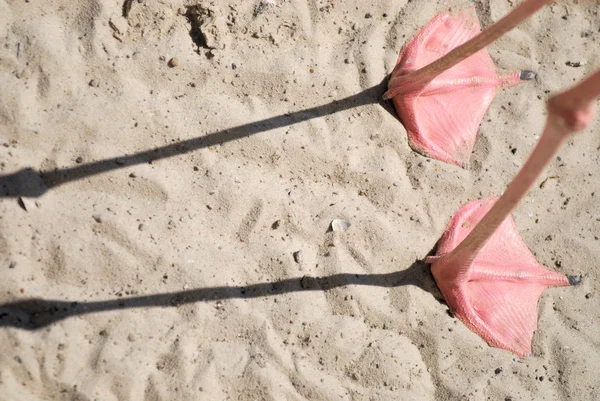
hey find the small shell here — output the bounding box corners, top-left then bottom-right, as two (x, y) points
(330, 219), (351, 232)
(18, 197), (36, 211)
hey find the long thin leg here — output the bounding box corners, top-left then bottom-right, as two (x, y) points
(384, 0), (553, 100)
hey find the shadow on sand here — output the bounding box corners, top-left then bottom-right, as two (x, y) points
(0, 257), (442, 330)
(0, 75), (441, 331)
(0, 77), (397, 198)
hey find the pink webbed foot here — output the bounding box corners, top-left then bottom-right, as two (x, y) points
(385, 12), (532, 168)
(427, 197), (577, 357)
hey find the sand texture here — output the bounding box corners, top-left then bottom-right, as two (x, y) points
(1, 0), (599, 400)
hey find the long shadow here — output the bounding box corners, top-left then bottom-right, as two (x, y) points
(0, 77), (397, 198)
(0, 258), (441, 330)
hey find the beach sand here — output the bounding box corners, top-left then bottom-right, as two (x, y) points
(1, 0), (599, 399)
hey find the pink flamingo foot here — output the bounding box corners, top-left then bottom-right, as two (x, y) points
(384, 11), (532, 167)
(397, 0), (599, 358)
(427, 198), (577, 357)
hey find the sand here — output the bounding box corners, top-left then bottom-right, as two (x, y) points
(1, 0), (599, 400)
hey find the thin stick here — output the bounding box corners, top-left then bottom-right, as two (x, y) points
(384, 0), (553, 99)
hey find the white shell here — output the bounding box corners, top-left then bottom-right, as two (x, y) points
(18, 197), (37, 211)
(330, 219), (351, 232)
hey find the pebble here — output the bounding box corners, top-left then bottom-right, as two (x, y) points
(92, 215), (102, 223)
(566, 60), (586, 68)
(9, 261), (16, 269)
(301, 276), (316, 289)
(127, 333), (136, 342)
(495, 367), (503, 375)
(585, 293), (592, 299)
(138, 223), (148, 231)
(75, 156), (83, 163)
(271, 220), (281, 229)
(168, 57), (179, 68)
(292, 251), (302, 264)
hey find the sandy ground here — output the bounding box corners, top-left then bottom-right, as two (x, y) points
(1, 0), (599, 400)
